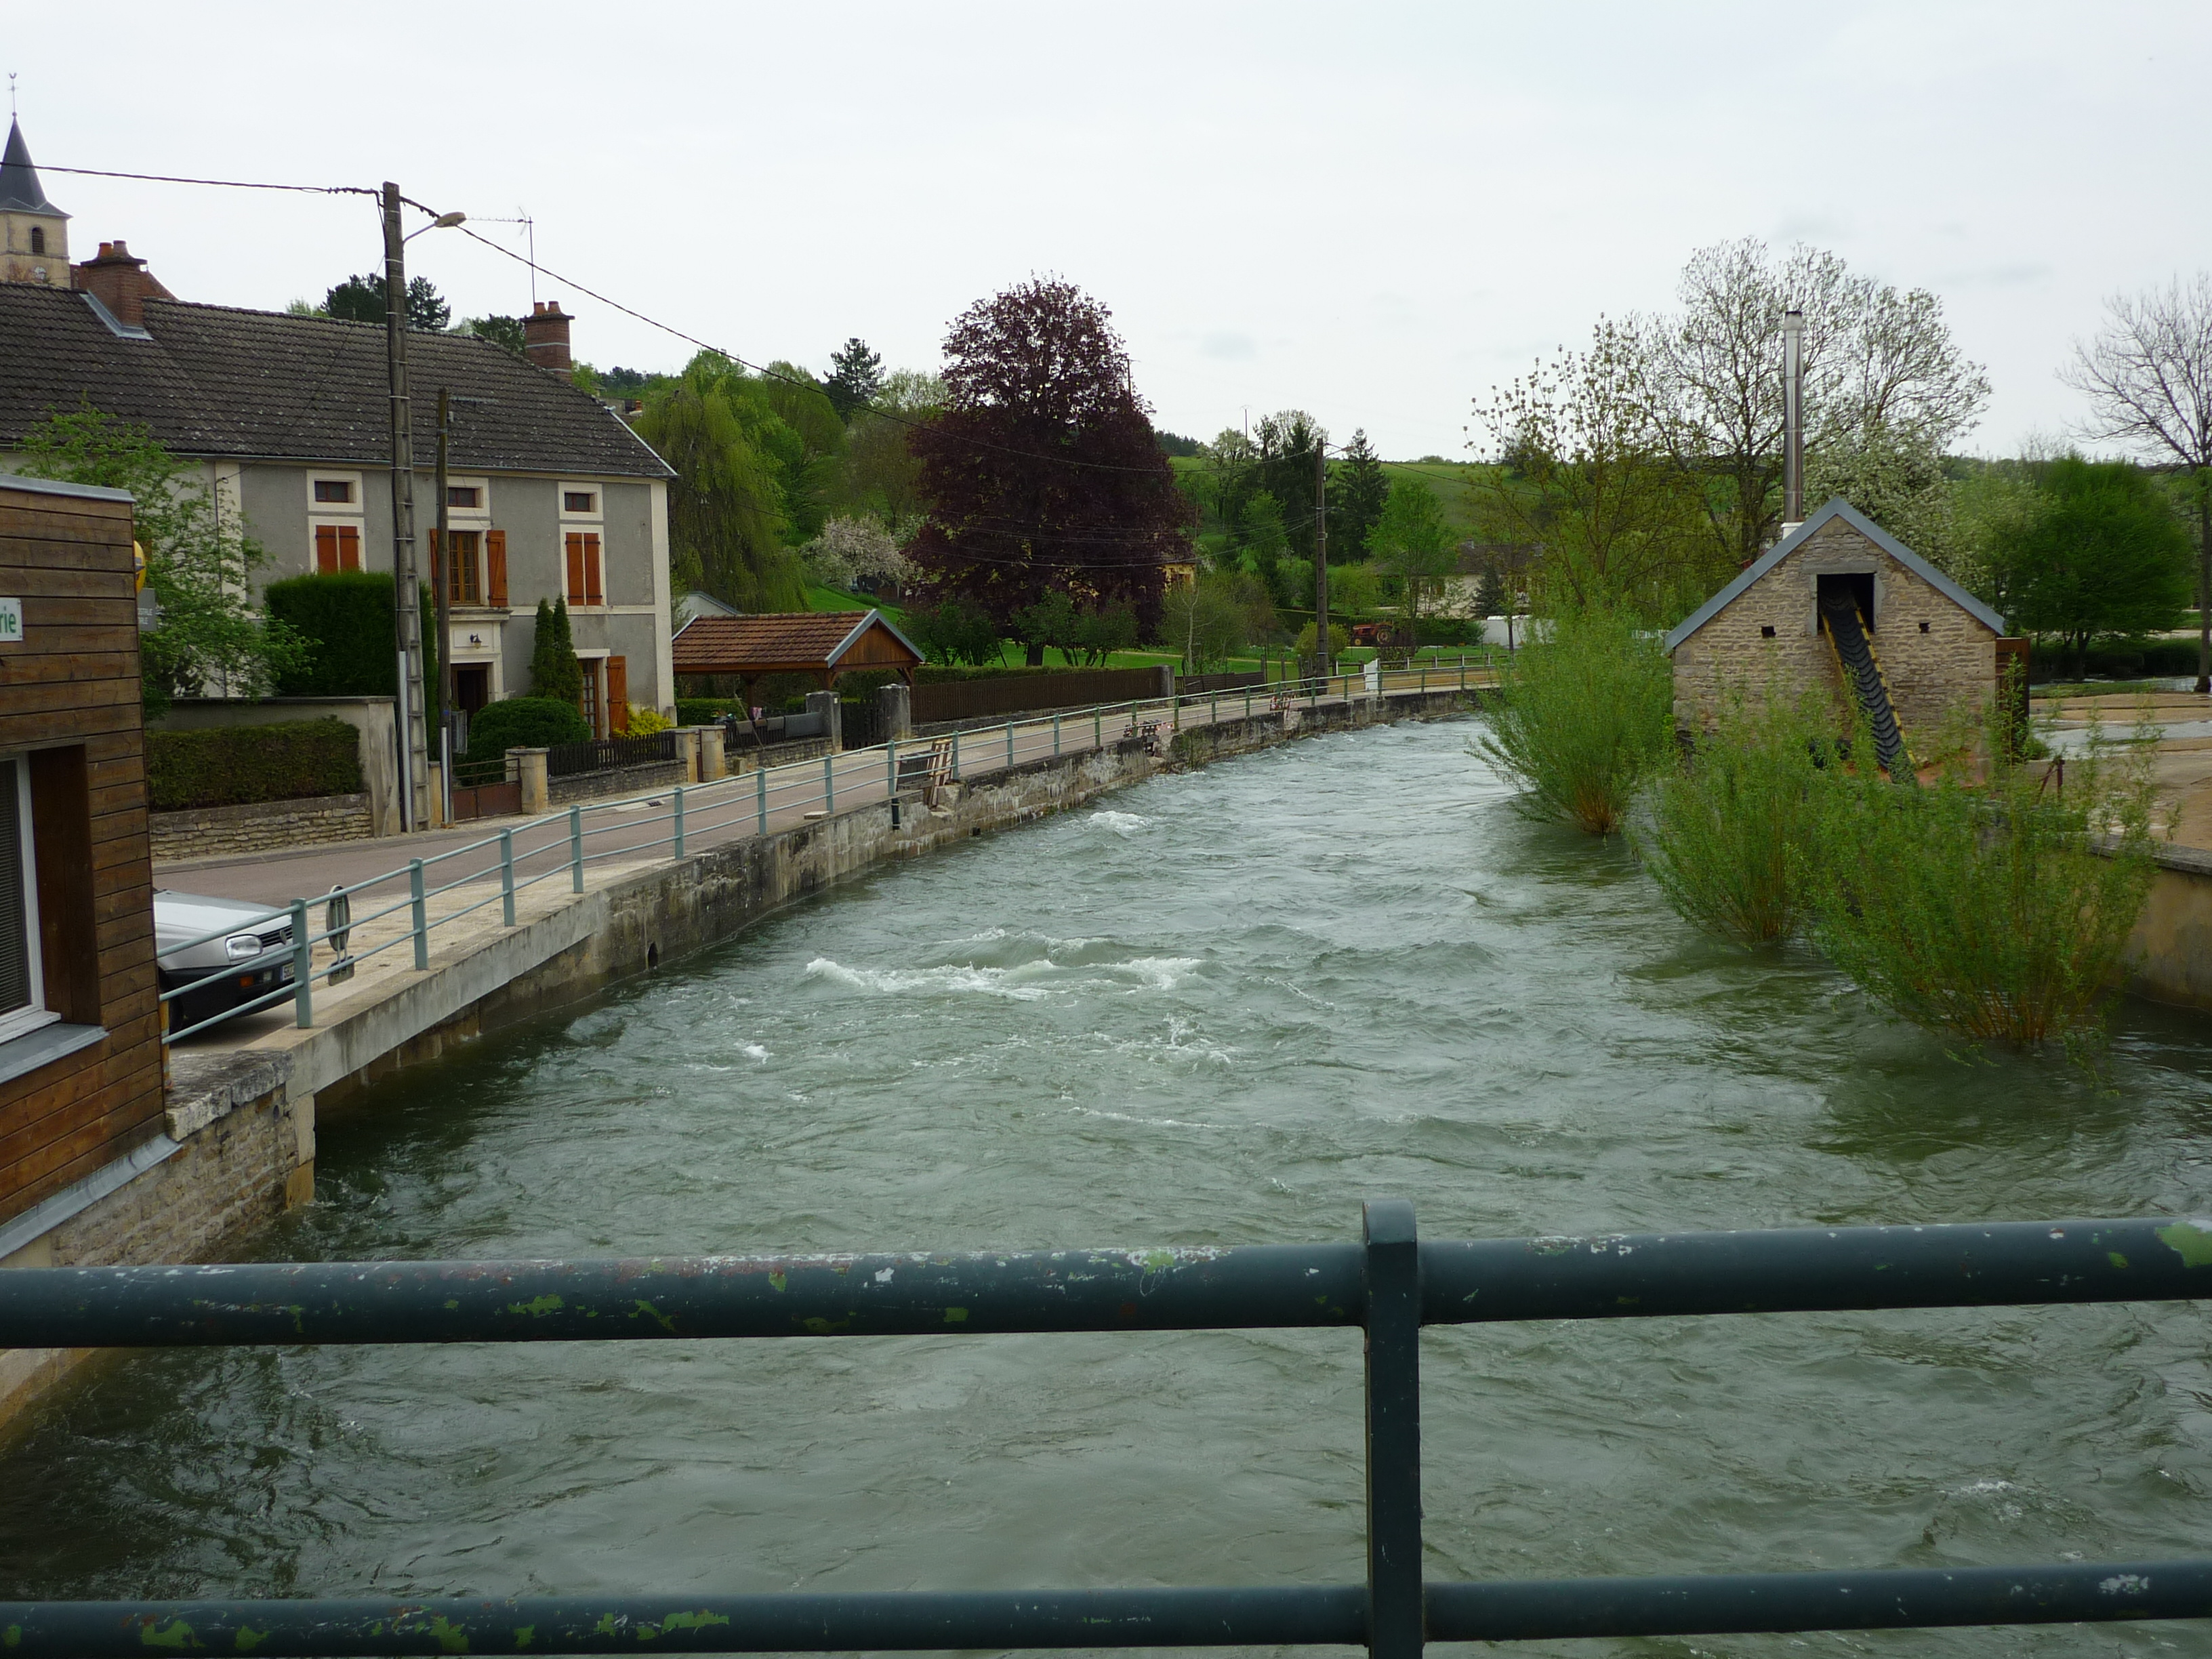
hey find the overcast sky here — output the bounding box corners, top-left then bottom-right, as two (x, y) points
(9, 2), (2207, 460)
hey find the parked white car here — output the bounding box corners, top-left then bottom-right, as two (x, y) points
(153, 890), (293, 1032)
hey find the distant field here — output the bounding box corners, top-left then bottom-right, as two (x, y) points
(1166, 453), (1494, 539)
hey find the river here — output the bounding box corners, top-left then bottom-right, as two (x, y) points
(5, 716), (2211, 1654)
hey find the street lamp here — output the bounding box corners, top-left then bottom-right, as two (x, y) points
(382, 187), (465, 834)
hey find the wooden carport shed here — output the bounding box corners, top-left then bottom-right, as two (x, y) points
(670, 610), (924, 695)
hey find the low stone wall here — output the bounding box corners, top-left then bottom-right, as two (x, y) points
(548, 760), (686, 806)
(150, 792), (374, 864)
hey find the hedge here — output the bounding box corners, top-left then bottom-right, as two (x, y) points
(462, 697), (591, 767)
(146, 718), (363, 812)
(2026, 638), (2200, 682)
(264, 572), (438, 727)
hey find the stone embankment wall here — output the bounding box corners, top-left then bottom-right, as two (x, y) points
(2128, 844), (2212, 1013)
(150, 792), (374, 863)
(0, 687), (1475, 1431)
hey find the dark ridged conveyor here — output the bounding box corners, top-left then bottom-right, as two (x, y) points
(1818, 586), (1906, 774)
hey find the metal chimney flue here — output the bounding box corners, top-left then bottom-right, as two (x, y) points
(1781, 308), (1805, 530)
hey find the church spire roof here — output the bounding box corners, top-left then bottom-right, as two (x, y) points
(0, 119), (66, 218)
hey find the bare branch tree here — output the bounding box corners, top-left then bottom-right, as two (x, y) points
(1647, 239), (1987, 569)
(2063, 274), (2212, 691)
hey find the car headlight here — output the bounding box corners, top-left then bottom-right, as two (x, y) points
(226, 934), (264, 960)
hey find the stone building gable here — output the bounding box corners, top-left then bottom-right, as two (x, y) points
(1671, 515), (1999, 742)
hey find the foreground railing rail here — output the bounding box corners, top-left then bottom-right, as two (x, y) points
(3, 1208), (2210, 1652)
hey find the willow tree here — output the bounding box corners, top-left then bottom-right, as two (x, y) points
(634, 356), (808, 611)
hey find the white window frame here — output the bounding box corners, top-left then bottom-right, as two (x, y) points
(558, 483), (605, 523)
(0, 756), (57, 1047)
(308, 470), (368, 577)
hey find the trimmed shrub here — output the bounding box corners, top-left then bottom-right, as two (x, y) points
(462, 696), (590, 767)
(675, 697), (741, 725)
(1479, 605), (1673, 836)
(530, 596), (583, 702)
(146, 718), (362, 811)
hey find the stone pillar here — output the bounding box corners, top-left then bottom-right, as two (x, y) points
(516, 747), (550, 815)
(699, 725), (727, 781)
(880, 682), (912, 742)
(424, 762), (447, 828)
(1153, 664), (1174, 699)
(674, 726), (703, 783)
(805, 689), (844, 752)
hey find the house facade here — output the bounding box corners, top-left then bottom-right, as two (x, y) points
(0, 128), (677, 735)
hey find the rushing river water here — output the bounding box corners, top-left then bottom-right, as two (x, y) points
(7, 716), (2212, 1654)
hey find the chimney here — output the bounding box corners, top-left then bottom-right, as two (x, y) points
(73, 238), (174, 327)
(523, 300), (573, 380)
(1780, 308), (1805, 531)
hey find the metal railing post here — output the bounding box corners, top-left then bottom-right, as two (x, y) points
(756, 762), (769, 835)
(1212, 692), (1219, 726)
(499, 829), (516, 926)
(409, 860), (429, 971)
(570, 805), (584, 893)
(290, 899), (312, 1027)
(887, 737), (898, 798)
(824, 752), (836, 815)
(1052, 712), (1061, 756)
(952, 728), (962, 780)
(1006, 719), (1015, 771)
(673, 785), (685, 859)
(1094, 708), (1102, 751)
(1364, 1198), (1423, 1659)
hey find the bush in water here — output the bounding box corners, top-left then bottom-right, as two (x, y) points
(1633, 686), (1827, 945)
(1801, 705), (2160, 1051)
(1480, 604), (1672, 836)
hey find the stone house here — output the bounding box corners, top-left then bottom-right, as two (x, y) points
(0, 121), (676, 736)
(1664, 498), (2009, 749)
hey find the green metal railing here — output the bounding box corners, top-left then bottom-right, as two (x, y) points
(1, 1207), (2208, 1650)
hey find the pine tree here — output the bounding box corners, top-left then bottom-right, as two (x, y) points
(529, 595), (583, 702)
(1330, 429), (1390, 563)
(824, 337), (885, 422)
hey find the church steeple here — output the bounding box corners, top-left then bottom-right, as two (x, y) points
(1, 117), (72, 289)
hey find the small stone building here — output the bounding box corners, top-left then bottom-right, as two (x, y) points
(1664, 498), (2007, 749)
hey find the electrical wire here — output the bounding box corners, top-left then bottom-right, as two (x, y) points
(37, 162), (374, 197)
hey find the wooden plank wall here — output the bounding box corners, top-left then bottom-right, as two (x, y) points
(0, 484), (164, 1227)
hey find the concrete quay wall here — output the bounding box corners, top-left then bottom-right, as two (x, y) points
(0, 688), (1473, 1432)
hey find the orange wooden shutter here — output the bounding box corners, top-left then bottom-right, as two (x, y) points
(338, 525), (360, 571)
(485, 529), (508, 607)
(607, 655), (628, 731)
(314, 525), (337, 575)
(566, 533), (585, 602)
(585, 533), (603, 605)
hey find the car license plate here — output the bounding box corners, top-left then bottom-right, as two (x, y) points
(280, 962), (295, 983)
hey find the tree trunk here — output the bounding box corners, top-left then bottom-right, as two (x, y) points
(2198, 470), (2210, 695)
(1025, 639), (1045, 668)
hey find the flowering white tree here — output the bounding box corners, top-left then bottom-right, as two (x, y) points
(800, 515), (916, 592)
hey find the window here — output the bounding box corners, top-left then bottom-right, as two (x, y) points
(447, 486), (480, 509)
(563, 491), (596, 514)
(314, 523), (361, 574)
(29, 227), (45, 256)
(1760, 625), (1776, 638)
(445, 529), (482, 605)
(565, 531), (602, 605)
(0, 758), (54, 1046)
(314, 479), (354, 504)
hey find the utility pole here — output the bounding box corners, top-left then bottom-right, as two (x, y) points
(384, 181), (428, 832)
(433, 387), (454, 824)
(1781, 308), (1805, 531)
(1313, 441), (1330, 681)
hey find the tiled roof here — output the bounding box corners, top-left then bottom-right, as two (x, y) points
(672, 611), (922, 673)
(0, 285), (672, 478)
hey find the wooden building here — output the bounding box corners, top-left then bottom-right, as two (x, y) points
(671, 610), (924, 693)
(0, 474), (164, 1232)
(1664, 498), (2009, 769)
